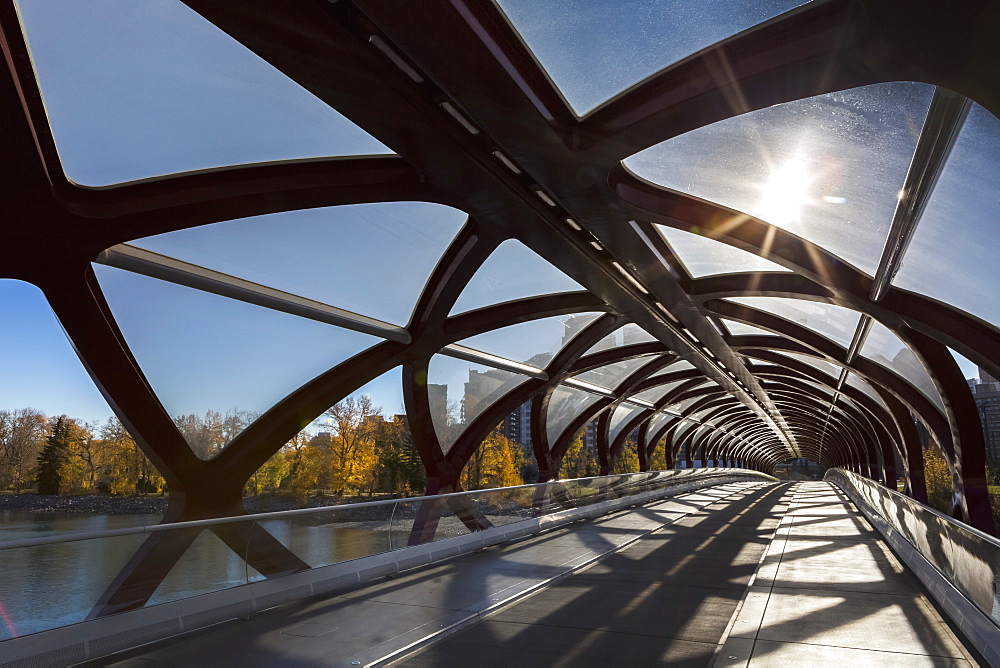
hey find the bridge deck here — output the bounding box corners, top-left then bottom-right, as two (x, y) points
(86, 482), (976, 667)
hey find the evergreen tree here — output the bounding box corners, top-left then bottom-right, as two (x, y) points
(36, 416), (71, 495)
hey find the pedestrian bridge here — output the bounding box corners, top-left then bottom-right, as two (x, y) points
(1, 470), (997, 666)
(2, 1), (1000, 666)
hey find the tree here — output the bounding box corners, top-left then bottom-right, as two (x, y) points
(324, 396), (382, 496)
(462, 427), (524, 490)
(923, 445), (953, 514)
(560, 432), (599, 479)
(36, 416), (72, 494)
(613, 439), (641, 474)
(0, 408), (47, 491)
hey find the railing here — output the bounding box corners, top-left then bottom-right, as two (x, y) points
(0, 468), (771, 644)
(825, 468), (1000, 660)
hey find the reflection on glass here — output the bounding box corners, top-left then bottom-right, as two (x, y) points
(775, 351), (842, 380)
(626, 83), (935, 274)
(132, 202), (468, 326)
(495, 0), (807, 115)
(573, 354), (658, 391)
(859, 321), (944, 412)
(149, 528), (260, 606)
(95, 266), (380, 459)
(629, 378), (689, 404)
(584, 323), (658, 355)
(723, 319), (778, 337)
(450, 240), (586, 315)
(610, 404), (645, 442)
(427, 355), (531, 453)
(725, 296), (861, 348)
(16, 0), (390, 185)
(893, 104), (1000, 329)
(0, 522), (148, 639)
(546, 384), (605, 444)
(658, 225), (790, 278)
(648, 411), (676, 439)
(457, 312), (603, 367)
(844, 372), (890, 413)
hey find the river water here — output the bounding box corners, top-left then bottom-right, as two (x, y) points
(0, 509), (391, 641)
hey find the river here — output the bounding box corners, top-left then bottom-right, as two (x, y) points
(0, 510), (391, 641)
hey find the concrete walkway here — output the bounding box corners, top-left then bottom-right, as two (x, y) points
(84, 481), (976, 667)
(717, 481), (976, 666)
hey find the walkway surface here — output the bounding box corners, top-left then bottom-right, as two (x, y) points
(83, 481), (977, 667)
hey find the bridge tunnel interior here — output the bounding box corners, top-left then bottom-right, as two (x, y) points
(2, 0), (1000, 625)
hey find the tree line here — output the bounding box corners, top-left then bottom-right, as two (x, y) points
(1, 397), (621, 501)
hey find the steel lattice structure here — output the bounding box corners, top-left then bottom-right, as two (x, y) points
(2, 0), (999, 617)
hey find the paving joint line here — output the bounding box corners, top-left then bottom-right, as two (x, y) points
(340, 482), (764, 668)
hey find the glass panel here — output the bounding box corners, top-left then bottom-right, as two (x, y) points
(723, 319), (778, 337)
(451, 240), (586, 315)
(546, 385), (604, 444)
(629, 378), (690, 404)
(95, 266), (380, 459)
(725, 297), (861, 348)
(844, 372), (890, 413)
(494, 0), (807, 115)
(131, 202), (466, 327)
(573, 354), (658, 390)
(0, 280), (114, 424)
(427, 355), (531, 453)
(658, 225), (790, 278)
(610, 404), (645, 443)
(16, 0), (390, 186)
(625, 83), (935, 274)
(148, 529), (259, 606)
(648, 411), (676, 438)
(776, 351), (842, 381)
(949, 348), (982, 385)
(669, 395), (704, 413)
(894, 104), (1000, 329)
(860, 320), (944, 412)
(457, 312), (603, 368)
(584, 323), (658, 355)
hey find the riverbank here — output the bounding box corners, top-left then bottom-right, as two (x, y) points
(0, 493), (405, 515)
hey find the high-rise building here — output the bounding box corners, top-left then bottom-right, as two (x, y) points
(969, 368), (1000, 459)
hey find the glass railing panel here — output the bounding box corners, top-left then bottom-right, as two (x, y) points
(0, 532), (148, 639)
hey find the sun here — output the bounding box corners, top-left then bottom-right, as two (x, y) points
(755, 157), (813, 228)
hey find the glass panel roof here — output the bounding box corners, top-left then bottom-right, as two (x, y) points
(629, 378), (689, 405)
(648, 411), (675, 438)
(546, 384), (604, 444)
(95, 266), (380, 459)
(844, 372), (890, 413)
(584, 323), (658, 355)
(450, 240), (586, 315)
(859, 320), (945, 412)
(893, 104), (1000, 329)
(16, 0), (390, 186)
(669, 395), (704, 413)
(0, 280), (113, 423)
(427, 355), (531, 454)
(457, 312), (602, 369)
(494, 0), (807, 115)
(657, 225), (790, 278)
(776, 351), (842, 381)
(573, 354), (658, 391)
(725, 297), (861, 348)
(610, 404), (646, 443)
(723, 319), (778, 337)
(132, 202), (467, 327)
(625, 83), (935, 275)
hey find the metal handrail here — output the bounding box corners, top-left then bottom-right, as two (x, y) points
(0, 468), (757, 551)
